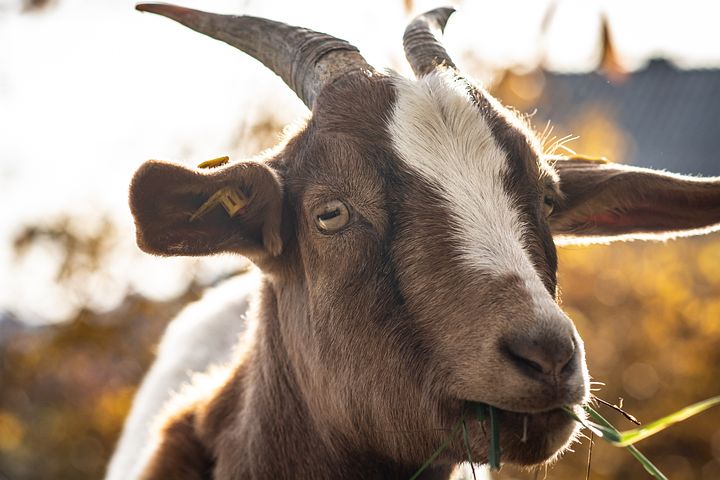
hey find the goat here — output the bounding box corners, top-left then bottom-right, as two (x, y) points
(108, 4), (720, 479)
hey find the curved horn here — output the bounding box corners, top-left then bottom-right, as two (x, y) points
(136, 3), (374, 108)
(403, 7), (457, 77)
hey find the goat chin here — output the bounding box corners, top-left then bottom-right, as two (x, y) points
(499, 408), (581, 467)
(104, 273), (260, 480)
(447, 401), (579, 468)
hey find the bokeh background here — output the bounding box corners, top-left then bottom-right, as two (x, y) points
(1, 0), (719, 479)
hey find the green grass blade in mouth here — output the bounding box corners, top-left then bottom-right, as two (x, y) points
(587, 395), (720, 446)
(474, 403), (487, 424)
(473, 403), (501, 470)
(562, 406), (619, 441)
(582, 406), (668, 480)
(488, 406), (501, 471)
(564, 395), (720, 448)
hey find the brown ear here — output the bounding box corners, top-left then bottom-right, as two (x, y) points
(129, 159), (283, 259)
(550, 156), (720, 244)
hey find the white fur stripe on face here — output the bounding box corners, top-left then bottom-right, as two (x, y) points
(387, 70), (550, 302)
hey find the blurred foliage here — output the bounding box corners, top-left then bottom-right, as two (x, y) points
(0, 289), (200, 479)
(13, 215), (115, 286)
(9, 214), (129, 320)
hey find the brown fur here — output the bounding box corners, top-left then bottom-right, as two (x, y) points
(130, 159), (283, 261)
(129, 45), (720, 480)
(549, 156), (720, 238)
(141, 407), (213, 480)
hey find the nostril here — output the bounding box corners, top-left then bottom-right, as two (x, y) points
(507, 348), (546, 374)
(505, 340), (554, 376)
(503, 335), (576, 379)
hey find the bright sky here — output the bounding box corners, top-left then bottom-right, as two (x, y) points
(1, 0), (720, 323)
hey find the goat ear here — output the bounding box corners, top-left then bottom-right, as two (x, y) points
(129, 159), (283, 260)
(549, 155), (720, 244)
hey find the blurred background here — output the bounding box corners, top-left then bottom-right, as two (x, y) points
(1, 0), (719, 478)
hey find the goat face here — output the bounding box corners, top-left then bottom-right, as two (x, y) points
(280, 69), (587, 466)
(130, 4), (720, 470)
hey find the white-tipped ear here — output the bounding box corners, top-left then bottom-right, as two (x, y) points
(549, 156), (720, 245)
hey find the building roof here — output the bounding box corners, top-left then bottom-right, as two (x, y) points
(527, 59), (720, 175)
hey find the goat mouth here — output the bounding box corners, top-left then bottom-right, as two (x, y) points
(463, 399), (578, 418)
(460, 401), (580, 466)
(463, 400), (572, 422)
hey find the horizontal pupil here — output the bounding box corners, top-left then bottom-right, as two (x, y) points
(319, 209), (341, 221)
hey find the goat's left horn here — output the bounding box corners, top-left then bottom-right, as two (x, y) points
(136, 3), (375, 109)
(403, 7), (457, 77)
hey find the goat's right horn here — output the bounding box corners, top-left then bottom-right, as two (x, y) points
(403, 7), (457, 77)
(136, 3), (375, 109)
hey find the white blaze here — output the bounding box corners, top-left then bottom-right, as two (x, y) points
(387, 70), (551, 304)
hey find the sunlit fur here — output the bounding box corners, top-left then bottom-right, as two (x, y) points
(106, 272), (259, 480)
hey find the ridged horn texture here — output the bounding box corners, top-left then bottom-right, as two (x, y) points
(136, 3), (375, 108)
(403, 7), (457, 77)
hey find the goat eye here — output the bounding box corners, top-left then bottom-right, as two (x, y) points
(314, 200), (350, 232)
(543, 195), (555, 217)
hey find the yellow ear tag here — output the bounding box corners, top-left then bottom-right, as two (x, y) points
(189, 187), (249, 222)
(197, 156), (230, 169)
